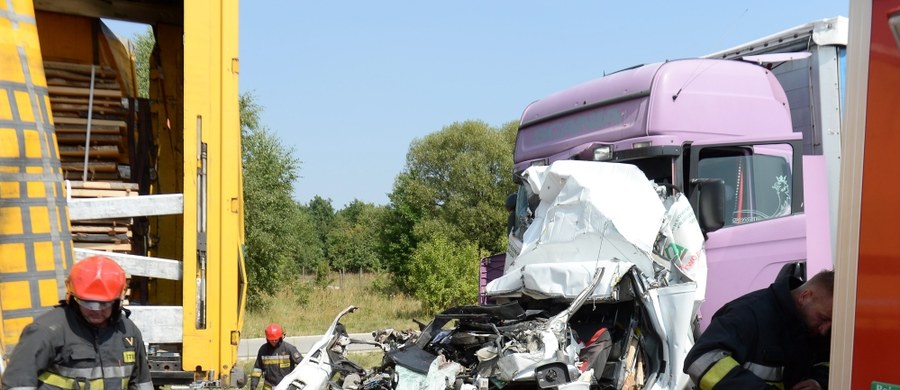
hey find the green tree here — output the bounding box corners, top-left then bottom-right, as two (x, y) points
(407, 234), (482, 312)
(240, 92), (312, 308)
(382, 119), (518, 305)
(305, 195), (335, 264)
(130, 27), (154, 98)
(240, 90), (263, 133)
(326, 200), (384, 272)
(378, 175), (424, 280)
(307, 196), (335, 233)
(286, 202), (326, 277)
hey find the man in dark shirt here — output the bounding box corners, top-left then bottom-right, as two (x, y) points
(2, 255), (154, 390)
(250, 323), (303, 390)
(685, 270), (833, 390)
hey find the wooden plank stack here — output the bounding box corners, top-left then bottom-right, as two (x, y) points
(68, 181), (136, 253)
(45, 60), (129, 181)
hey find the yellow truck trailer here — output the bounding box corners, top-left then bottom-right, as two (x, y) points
(0, 0), (246, 386)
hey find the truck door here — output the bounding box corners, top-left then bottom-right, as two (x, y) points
(688, 136), (807, 330)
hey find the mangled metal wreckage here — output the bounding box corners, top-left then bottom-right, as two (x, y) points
(389, 161), (708, 390)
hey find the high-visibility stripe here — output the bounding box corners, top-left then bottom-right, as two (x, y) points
(52, 364), (133, 379)
(699, 355), (739, 390)
(37, 371), (132, 390)
(742, 361), (783, 382)
(135, 382), (153, 390)
(765, 381), (785, 390)
(687, 349), (728, 381)
(260, 357), (290, 365)
(8, 387), (37, 390)
(814, 362), (830, 368)
(38, 371), (104, 390)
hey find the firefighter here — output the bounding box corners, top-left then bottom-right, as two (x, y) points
(684, 270), (833, 390)
(249, 323), (303, 390)
(1, 255), (153, 390)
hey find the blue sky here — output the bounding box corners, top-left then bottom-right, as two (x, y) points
(107, 1), (849, 209)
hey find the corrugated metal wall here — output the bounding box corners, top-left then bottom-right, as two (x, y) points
(0, 0), (73, 359)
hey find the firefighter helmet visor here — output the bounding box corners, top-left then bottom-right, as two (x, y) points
(74, 297), (115, 310)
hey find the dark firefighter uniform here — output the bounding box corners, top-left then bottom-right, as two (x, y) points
(250, 341), (303, 390)
(1, 302), (153, 390)
(684, 275), (830, 389)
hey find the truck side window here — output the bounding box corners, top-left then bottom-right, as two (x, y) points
(698, 144), (793, 226)
(511, 184), (536, 241)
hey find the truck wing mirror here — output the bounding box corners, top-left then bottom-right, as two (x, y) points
(691, 178), (725, 233)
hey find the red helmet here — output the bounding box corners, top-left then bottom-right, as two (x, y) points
(265, 323), (284, 341)
(66, 256), (126, 302)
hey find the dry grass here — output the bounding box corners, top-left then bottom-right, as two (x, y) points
(243, 272), (429, 337)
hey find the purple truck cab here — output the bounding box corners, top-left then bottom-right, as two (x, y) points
(485, 58), (833, 330)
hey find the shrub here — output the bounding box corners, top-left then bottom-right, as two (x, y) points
(406, 235), (481, 312)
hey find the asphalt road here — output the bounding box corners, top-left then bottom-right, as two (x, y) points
(238, 333), (378, 359)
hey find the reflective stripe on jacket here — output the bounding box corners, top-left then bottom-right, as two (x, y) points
(1, 303), (154, 390)
(250, 341), (303, 388)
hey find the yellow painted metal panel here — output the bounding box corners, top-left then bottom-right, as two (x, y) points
(0, 207), (24, 234)
(18, 23), (44, 83)
(34, 241), (54, 271)
(0, 0), (74, 351)
(3, 317), (32, 345)
(45, 94), (53, 125)
(222, 0), (245, 374)
(10, 0), (33, 17)
(0, 129), (18, 158)
(59, 241), (69, 271)
(182, 0), (213, 371)
(0, 91), (11, 120)
(0, 181), (20, 198)
(56, 208), (64, 238)
(27, 181), (46, 198)
(182, 0), (243, 377)
(0, 17), (25, 84)
(24, 129), (41, 158)
(29, 206), (50, 233)
(39, 279), (58, 306)
(13, 89), (34, 123)
(0, 243), (26, 272)
(0, 59), (24, 84)
(42, 130), (56, 161)
(0, 281), (30, 310)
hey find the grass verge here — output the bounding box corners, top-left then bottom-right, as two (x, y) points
(243, 272), (429, 338)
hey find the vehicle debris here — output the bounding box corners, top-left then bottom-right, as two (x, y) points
(276, 161), (706, 389)
(387, 161), (707, 389)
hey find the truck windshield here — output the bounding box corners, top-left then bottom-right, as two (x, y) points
(619, 156), (676, 187)
(698, 146), (792, 226)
